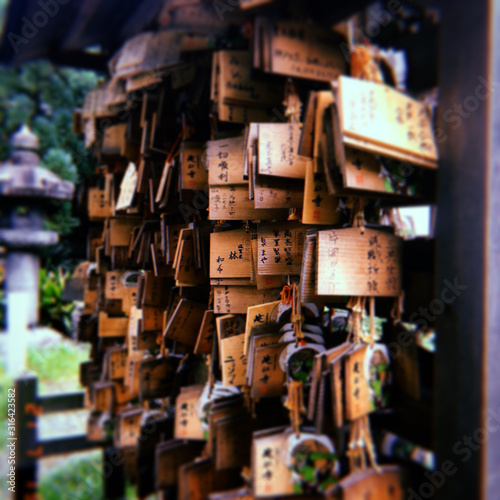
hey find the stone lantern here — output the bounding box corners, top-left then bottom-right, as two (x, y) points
(0, 125), (74, 377)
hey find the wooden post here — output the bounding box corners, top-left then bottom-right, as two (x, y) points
(435, 0), (500, 498)
(15, 377), (40, 500)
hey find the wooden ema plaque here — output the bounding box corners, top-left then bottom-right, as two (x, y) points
(251, 239), (283, 290)
(243, 300), (281, 355)
(252, 427), (294, 497)
(220, 333), (247, 387)
(88, 187), (114, 220)
(257, 123), (310, 179)
(116, 162), (138, 211)
(98, 312), (129, 338)
(174, 385), (206, 440)
(207, 136), (246, 186)
(262, 20), (347, 83)
(257, 223), (305, 276)
(344, 345), (371, 421)
(338, 76), (438, 168)
(156, 439), (206, 490)
(194, 310), (216, 355)
(253, 175), (304, 210)
(115, 408), (143, 448)
(250, 343), (286, 399)
(139, 357), (181, 400)
(209, 185), (287, 220)
(326, 465), (405, 500)
(164, 299), (206, 346)
(210, 229), (253, 278)
(316, 228), (402, 297)
(218, 50), (281, 106)
(302, 161), (340, 225)
(213, 285), (282, 314)
(180, 142), (207, 191)
(108, 346), (128, 380)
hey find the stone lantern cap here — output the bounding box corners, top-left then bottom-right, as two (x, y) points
(0, 125), (75, 200)
(0, 125), (76, 249)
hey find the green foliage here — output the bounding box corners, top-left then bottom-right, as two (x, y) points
(42, 148), (79, 183)
(0, 360), (12, 430)
(0, 60), (99, 252)
(39, 267), (75, 335)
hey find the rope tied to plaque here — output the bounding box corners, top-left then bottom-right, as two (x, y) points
(346, 415), (380, 473)
(347, 296), (364, 344)
(352, 197), (366, 232)
(285, 379), (306, 436)
(283, 78), (302, 123)
(346, 296), (377, 346)
(281, 282), (304, 345)
(391, 291), (405, 325)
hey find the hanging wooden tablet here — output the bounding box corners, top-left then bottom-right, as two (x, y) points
(262, 19), (346, 82)
(139, 357), (181, 400)
(217, 50), (281, 107)
(114, 408), (144, 448)
(180, 142), (207, 190)
(252, 427), (294, 497)
(344, 345), (371, 421)
(175, 236), (206, 286)
(209, 185), (287, 220)
(220, 333), (247, 387)
(298, 92), (317, 158)
(257, 223), (305, 275)
(257, 123), (310, 179)
(253, 176), (304, 210)
(210, 229), (253, 278)
(316, 228), (402, 297)
(326, 465), (406, 500)
(194, 310), (216, 355)
(108, 346), (128, 380)
(156, 439), (206, 490)
(164, 299), (206, 346)
(207, 136), (246, 185)
(114, 380), (137, 406)
(174, 385), (206, 440)
(243, 299), (281, 354)
(337, 76), (438, 168)
(251, 239), (283, 290)
(246, 331), (283, 386)
(116, 162), (138, 211)
(216, 314), (247, 344)
(88, 186), (114, 220)
(92, 381), (114, 413)
(141, 305), (164, 332)
(87, 411), (108, 442)
(250, 343), (286, 399)
(214, 285), (281, 314)
(302, 161), (340, 225)
(98, 312), (129, 337)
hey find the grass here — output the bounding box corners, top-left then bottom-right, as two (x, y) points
(0, 336), (143, 499)
(39, 450), (104, 500)
(39, 450), (139, 500)
(27, 340), (90, 394)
